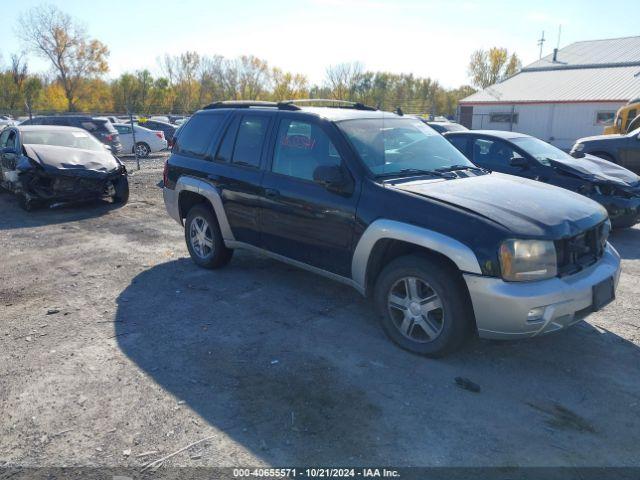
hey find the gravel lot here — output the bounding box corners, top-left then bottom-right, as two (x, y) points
(1, 153), (639, 470)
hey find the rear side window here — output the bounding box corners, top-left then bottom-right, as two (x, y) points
(175, 114), (225, 159)
(231, 115), (269, 168)
(215, 116), (241, 163)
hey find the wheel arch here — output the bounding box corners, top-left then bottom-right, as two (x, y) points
(352, 219), (482, 297)
(174, 176), (235, 242)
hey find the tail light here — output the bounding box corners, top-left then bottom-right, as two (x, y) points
(104, 134), (114, 142)
(155, 131), (165, 140)
(163, 159), (169, 187)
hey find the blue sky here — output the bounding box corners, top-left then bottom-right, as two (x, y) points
(0, 0), (638, 88)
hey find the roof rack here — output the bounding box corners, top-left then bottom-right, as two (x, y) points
(203, 100), (300, 111)
(202, 99), (378, 112)
(278, 99), (378, 111)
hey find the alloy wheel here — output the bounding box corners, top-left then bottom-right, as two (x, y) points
(135, 143), (150, 157)
(387, 276), (445, 342)
(189, 216), (214, 259)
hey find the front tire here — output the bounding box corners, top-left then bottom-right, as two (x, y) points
(18, 193), (41, 212)
(184, 204), (233, 269)
(374, 254), (472, 357)
(112, 175), (129, 204)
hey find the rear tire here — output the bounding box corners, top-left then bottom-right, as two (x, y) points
(112, 175), (129, 204)
(374, 254), (472, 357)
(134, 142), (151, 158)
(184, 204), (233, 269)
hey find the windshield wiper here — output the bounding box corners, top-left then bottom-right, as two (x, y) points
(376, 168), (452, 179)
(435, 164), (488, 173)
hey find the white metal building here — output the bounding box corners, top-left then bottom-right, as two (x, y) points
(458, 36), (640, 149)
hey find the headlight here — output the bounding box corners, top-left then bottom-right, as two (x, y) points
(601, 219), (611, 249)
(574, 143), (584, 152)
(499, 239), (557, 281)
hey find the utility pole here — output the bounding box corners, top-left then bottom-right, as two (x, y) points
(128, 107), (140, 171)
(537, 31), (546, 59)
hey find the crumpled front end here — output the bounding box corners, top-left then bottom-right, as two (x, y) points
(18, 167), (125, 204)
(585, 184), (640, 228)
(12, 145), (128, 207)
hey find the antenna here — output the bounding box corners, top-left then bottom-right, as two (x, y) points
(537, 30), (546, 59)
(556, 25), (562, 49)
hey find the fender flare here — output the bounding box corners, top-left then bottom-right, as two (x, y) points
(174, 176), (235, 242)
(351, 219), (482, 292)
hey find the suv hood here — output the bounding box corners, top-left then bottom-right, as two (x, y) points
(390, 172), (607, 237)
(23, 144), (120, 178)
(576, 133), (622, 143)
(550, 154), (639, 187)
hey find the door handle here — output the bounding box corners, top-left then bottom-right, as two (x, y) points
(264, 188), (280, 198)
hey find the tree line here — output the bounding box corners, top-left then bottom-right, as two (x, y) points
(1, 4), (521, 117)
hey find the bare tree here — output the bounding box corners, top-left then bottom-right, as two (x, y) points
(6, 53), (28, 109)
(324, 62), (364, 100)
(236, 55), (270, 100)
(18, 4), (109, 111)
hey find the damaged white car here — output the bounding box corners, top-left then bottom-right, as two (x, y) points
(0, 125), (129, 211)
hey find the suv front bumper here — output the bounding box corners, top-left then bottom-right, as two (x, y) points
(464, 243), (621, 339)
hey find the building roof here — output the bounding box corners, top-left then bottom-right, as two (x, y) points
(461, 36), (640, 105)
(525, 36), (640, 71)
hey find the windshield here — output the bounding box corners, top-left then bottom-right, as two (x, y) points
(627, 126), (640, 137)
(22, 129), (105, 152)
(510, 136), (573, 166)
(337, 117), (474, 176)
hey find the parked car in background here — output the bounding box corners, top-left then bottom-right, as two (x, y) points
(20, 115), (122, 154)
(571, 127), (640, 174)
(424, 120), (468, 134)
(0, 115), (16, 129)
(130, 119), (178, 147)
(168, 115), (187, 124)
(0, 126), (128, 210)
(113, 123), (167, 157)
(149, 115), (170, 123)
(445, 130), (640, 228)
(162, 100), (619, 356)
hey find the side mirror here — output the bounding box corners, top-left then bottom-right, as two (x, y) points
(313, 165), (353, 194)
(509, 156), (529, 169)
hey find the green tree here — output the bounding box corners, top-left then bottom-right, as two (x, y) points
(468, 47), (521, 89)
(23, 76), (43, 117)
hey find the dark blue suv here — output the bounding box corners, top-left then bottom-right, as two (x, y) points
(163, 100), (620, 356)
